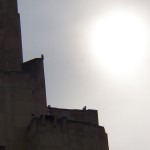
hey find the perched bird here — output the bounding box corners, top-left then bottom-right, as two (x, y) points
(82, 106), (86, 110)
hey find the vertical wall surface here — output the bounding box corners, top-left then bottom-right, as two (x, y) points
(0, 1), (47, 149)
(0, 60), (47, 150)
(27, 114), (109, 150)
(0, 0), (22, 71)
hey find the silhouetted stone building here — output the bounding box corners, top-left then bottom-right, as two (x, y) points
(0, 0), (109, 150)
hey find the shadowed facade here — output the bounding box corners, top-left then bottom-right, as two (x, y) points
(0, 0), (109, 150)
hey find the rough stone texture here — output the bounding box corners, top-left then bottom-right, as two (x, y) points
(0, 58), (47, 150)
(0, 0), (109, 150)
(48, 107), (99, 125)
(27, 113), (109, 150)
(0, 0), (22, 71)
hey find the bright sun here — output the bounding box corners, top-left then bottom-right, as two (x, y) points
(88, 8), (149, 79)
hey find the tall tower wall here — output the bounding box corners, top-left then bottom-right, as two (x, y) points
(0, 0), (22, 71)
(0, 1), (48, 148)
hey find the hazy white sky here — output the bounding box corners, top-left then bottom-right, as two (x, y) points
(18, 0), (150, 150)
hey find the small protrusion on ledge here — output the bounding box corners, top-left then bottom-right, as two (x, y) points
(41, 54), (44, 60)
(82, 106), (86, 110)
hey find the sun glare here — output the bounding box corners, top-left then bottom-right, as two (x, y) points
(88, 8), (149, 79)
